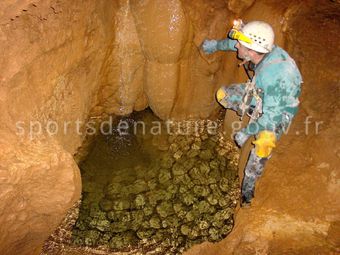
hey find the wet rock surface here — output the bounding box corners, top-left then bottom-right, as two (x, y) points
(1, 1), (339, 254)
(71, 111), (239, 254)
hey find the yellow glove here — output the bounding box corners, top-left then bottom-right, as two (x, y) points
(252, 130), (276, 158)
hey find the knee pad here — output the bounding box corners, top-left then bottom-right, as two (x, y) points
(216, 87), (229, 108)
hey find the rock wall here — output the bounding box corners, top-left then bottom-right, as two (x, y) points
(0, 1), (116, 254)
(97, 0), (235, 120)
(185, 0), (340, 254)
(0, 0), (232, 253)
(0, 0), (339, 254)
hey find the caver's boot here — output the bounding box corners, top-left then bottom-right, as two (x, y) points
(241, 149), (268, 207)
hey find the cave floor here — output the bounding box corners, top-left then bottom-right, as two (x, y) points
(42, 111), (240, 255)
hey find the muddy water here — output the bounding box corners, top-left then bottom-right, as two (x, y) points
(72, 110), (239, 254)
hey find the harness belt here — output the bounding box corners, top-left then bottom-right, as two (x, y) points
(238, 74), (263, 121)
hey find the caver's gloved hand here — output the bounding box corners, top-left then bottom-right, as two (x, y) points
(202, 39), (218, 54)
(202, 38), (238, 54)
(234, 129), (251, 148)
(252, 130), (276, 158)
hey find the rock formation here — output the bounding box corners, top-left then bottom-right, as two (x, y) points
(0, 0), (339, 254)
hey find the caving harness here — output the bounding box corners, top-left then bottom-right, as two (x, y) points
(238, 74), (263, 121)
(229, 19), (264, 121)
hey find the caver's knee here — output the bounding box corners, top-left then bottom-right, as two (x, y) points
(215, 84), (246, 109)
(244, 149), (268, 177)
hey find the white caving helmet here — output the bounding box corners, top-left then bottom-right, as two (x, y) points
(239, 21), (275, 53)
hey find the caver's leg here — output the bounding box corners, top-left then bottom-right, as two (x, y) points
(216, 84), (246, 112)
(241, 148), (268, 205)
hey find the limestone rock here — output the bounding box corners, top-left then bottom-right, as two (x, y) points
(0, 134), (81, 255)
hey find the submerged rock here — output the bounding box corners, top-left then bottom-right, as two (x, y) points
(73, 117), (239, 254)
(157, 201), (174, 218)
(134, 194), (146, 208)
(89, 218), (111, 232)
(150, 216), (162, 229)
(84, 230), (101, 247)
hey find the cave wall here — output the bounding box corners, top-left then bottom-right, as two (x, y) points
(0, 1), (116, 254)
(97, 0), (235, 120)
(0, 0), (119, 152)
(0, 0), (339, 254)
(185, 0), (340, 254)
(0, 0), (233, 253)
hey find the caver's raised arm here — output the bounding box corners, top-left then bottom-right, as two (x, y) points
(202, 38), (237, 54)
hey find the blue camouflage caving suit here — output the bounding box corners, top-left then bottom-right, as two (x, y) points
(203, 38), (302, 203)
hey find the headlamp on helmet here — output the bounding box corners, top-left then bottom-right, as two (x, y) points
(228, 19), (253, 44)
(233, 20), (275, 53)
(233, 19), (244, 30)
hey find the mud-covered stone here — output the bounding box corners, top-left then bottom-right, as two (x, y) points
(162, 216), (180, 228)
(143, 205), (154, 216)
(193, 185), (210, 197)
(172, 162), (186, 176)
(84, 230), (101, 247)
(130, 210), (144, 231)
(89, 218), (111, 232)
(113, 199), (131, 211)
(159, 169), (172, 184)
(160, 155), (175, 169)
(73, 116), (240, 254)
(199, 149), (213, 160)
(180, 224), (191, 236)
(199, 162), (210, 176)
(150, 216), (162, 229)
(134, 194), (146, 208)
(187, 149), (200, 158)
(136, 229), (155, 239)
(99, 199), (113, 212)
(157, 201), (174, 218)
(219, 177), (230, 192)
(181, 192), (196, 206)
